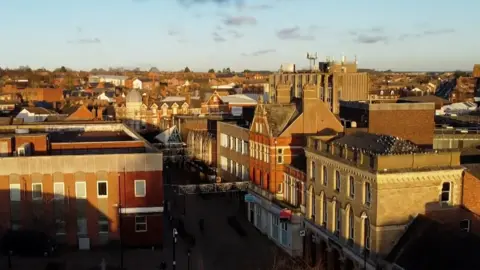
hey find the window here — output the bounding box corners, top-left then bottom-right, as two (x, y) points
(441, 182), (451, 204)
(32, 183), (43, 200)
(364, 217), (371, 250)
(236, 138), (240, 152)
(220, 156), (228, 171)
(75, 182), (87, 199)
(322, 194), (328, 226)
(135, 216), (147, 232)
(54, 182), (65, 200)
(9, 184), (20, 201)
(99, 220), (109, 234)
(77, 218), (88, 235)
(349, 176), (355, 199)
(460, 219), (470, 232)
(281, 222), (288, 246)
(220, 133), (228, 147)
(255, 122), (259, 132)
(97, 181), (108, 198)
(335, 203), (342, 236)
(335, 171), (341, 192)
(230, 136), (234, 150)
(272, 216), (279, 240)
(322, 166), (328, 186)
(348, 208), (355, 241)
(259, 124), (263, 133)
(364, 182), (371, 206)
(310, 161), (316, 179)
(134, 180), (146, 197)
(243, 141), (248, 155)
(311, 189), (316, 219)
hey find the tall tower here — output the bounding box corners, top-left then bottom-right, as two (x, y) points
(306, 52), (318, 71)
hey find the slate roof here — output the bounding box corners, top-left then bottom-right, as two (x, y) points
(332, 132), (420, 155)
(386, 215), (480, 270)
(60, 105), (82, 116)
(22, 107), (57, 115)
(262, 103), (299, 137)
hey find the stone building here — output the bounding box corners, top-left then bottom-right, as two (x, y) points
(269, 67), (369, 114)
(303, 132), (463, 270)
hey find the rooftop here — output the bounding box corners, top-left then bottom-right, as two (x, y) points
(332, 132), (420, 155)
(386, 215), (480, 270)
(48, 131), (134, 143)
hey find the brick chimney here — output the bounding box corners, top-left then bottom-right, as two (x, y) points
(276, 83), (292, 104)
(302, 84), (317, 114)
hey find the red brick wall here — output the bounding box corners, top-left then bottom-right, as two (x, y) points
(15, 135), (48, 154)
(0, 170), (163, 247)
(368, 109), (434, 146)
(463, 172), (480, 215)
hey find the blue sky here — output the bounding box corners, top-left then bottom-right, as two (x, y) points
(0, 0), (478, 71)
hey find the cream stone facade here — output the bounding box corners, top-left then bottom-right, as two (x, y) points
(303, 134), (463, 270)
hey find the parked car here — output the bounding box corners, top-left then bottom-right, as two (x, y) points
(0, 229), (57, 257)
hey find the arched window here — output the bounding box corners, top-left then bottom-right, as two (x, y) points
(348, 207), (355, 241)
(335, 201), (342, 236)
(322, 193), (328, 227)
(362, 214), (370, 250)
(311, 187), (316, 220)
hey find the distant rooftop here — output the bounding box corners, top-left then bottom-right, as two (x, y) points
(332, 132), (420, 155)
(49, 131), (134, 143)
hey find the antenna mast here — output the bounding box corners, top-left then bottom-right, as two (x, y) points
(306, 52), (318, 71)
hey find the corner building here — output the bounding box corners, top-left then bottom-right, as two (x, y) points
(304, 132), (463, 270)
(0, 122), (163, 249)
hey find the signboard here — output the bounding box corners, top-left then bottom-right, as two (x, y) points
(279, 209), (292, 221)
(231, 107), (243, 116)
(244, 194), (255, 203)
(300, 230), (306, 237)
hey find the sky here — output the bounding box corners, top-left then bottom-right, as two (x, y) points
(0, 0), (478, 72)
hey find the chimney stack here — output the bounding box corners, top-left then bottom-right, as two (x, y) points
(276, 84), (291, 104)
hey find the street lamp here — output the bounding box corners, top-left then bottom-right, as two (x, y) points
(361, 212), (369, 270)
(172, 228), (178, 270)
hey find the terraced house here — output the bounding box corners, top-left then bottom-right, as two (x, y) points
(303, 132), (463, 270)
(246, 85), (343, 257)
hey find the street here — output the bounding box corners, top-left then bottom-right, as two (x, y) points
(162, 163), (278, 270)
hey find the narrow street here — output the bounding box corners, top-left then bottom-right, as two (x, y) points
(162, 162), (277, 270)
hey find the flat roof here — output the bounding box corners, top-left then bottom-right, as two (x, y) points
(340, 100), (435, 111)
(49, 131), (135, 143)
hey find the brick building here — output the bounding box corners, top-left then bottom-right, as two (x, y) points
(339, 101), (435, 147)
(0, 122), (163, 249)
(1, 88), (64, 103)
(246, 85), (343, 256)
